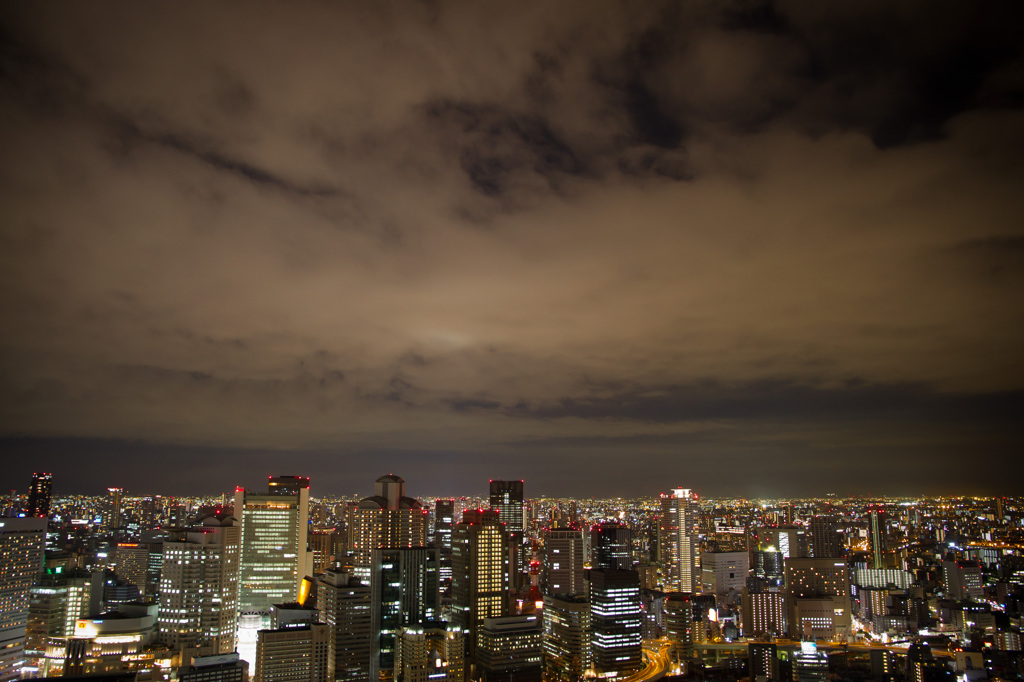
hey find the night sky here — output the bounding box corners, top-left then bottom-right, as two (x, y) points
(1, 2), (1023, 498)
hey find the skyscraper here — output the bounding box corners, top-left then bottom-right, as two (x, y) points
(254, 623), (330, 682)
(451, 509), (509, 662)
(104, 487), (124, 533)
(809, 516), (842, 559)
(542, 594), (590, 682)
(433, 500), (454, 605)
(316, 570), (372, 682)
(489, 480), (526, 589)
(0, 517), (47, 682)
(588, 568), (643, 676)
(236, 478), (311, 613)
(393, 623), (464, 682)
(784, 557), (852, 641)
(368, 547), (439, 680)
(659, 488), (698, 592)
(26, 473), (52, 519)
(591, 522), (632, 571)
(542, 527), (585, 596)
(158, 515), (241, 658)
(347, 476), (428, 581)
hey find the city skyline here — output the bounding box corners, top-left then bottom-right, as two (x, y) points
(2, 2), (1023, 497)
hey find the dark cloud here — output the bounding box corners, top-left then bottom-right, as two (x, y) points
(1, 1), (1023, 496)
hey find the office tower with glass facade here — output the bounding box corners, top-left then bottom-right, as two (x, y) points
(0, 517), (47, 682)
(393, 623), (464, 682)
(158, 515), (241, 657)
(433, 500), (454, 605)
(476, 616), (543, 682)
(809, 516), (841, 559)
(588, 569), (642, 676)
(26, 473), (52, 519)
(316, 570), (372, 682)
(591, 522), (632, 571)
(543, 594), (590, 682)
(104, 487), (125, 532)
(368, 547), (439, 680)
(254, 623), (330, 682)
(236, 478), (311, 613)
(451, 509), (509, 662)
(542, 528), (585, 597)
(489, 480), (526, 589)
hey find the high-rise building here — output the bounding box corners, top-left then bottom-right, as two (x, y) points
(236, 478), (311, 614)
(542, 594), (590, 682)
(451, 509), (509, 662)
(393, 623), (464, 682)
(433, 500), (454, 605)
(741, 584), (787, 638)
(0, 517), (47, 682)
(869, 510), (889, 570)
(748, 642), (779, 682)
(158, 515), (241, 657)
(254, 623), (330, 682)
(26, 473), (52, 519)
(784, 558), (852, 641)
(659, 488), (698, 592)
(114, 543), (150, 597)
(542, 528), (585, 596)
(754, 526), (808, 560)
(347, 476), (428, 582)
(476, 615), (543, 682)
(316, 570), (372, 682)
(104, 487), (125, 532)
(369, 547), (439, 680)
(588, 569), (642, 677)
(809, 516), (842, 559)
(178, 652), (249, 682)
(700, 551), (748, 598)
(489, 480), (526, 589)
(663, 593), (694, 669)
(591, 523), (632, 571)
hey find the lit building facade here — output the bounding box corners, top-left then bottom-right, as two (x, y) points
(542, 595), (590, 682)
(659, 488), (698, 592)
(451, 509), (509, 662)
(542, 528), (585, 596)
(588, 569), (642, 677)
(0, 517), (47, 682)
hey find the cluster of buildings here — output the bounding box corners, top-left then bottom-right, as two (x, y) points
(1, 473), (1023, 682)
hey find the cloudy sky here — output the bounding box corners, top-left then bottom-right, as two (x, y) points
(1, 1), (1022, 498)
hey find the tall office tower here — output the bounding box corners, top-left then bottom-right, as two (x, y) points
(659, 488), (698, 592)
(114, 543), (150, 596)
(664, 593), (694, 668)
(809, 516), (842, 559)
(869, 510), (889, 570)
(784, 557), (852, 641)
(942, 560), (984, 601)
(26, 569), (92, 658)
(254, 623), (330, 682)
(393, 623), (464, 682)
(348, 476), (428, 581)
(433, 500), (454, 605)
(748, 642), (779, 682)
(591, 522), (632, 571)
(158, 515), (241, 657)
(542, 528), (585, 596)
(588, 569), (643, 677)
(0, 517), (46, 682)
(309, 531), (335, 575)
(751, 550), (785, 585)
(700, 551), (749, 598)
(139, 496), (162, 531)
(451, 509), (509, 662)
(741, 583), (787, 638)
(236, 477), (311, 613)
(369, 547), (439, 680)
(489, 480), (526, 589)
(104, 487), (125, 532)
(26, 473), (52, 519)
(543, 595), (590, 682)
(316, 570), (372, 682)
(476, 616), (543, 682)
